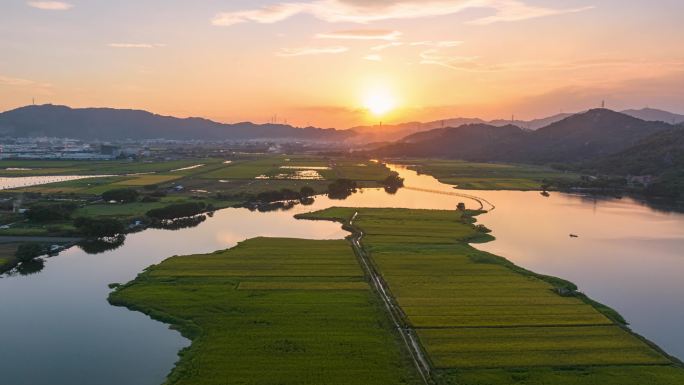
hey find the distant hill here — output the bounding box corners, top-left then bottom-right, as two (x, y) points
(349, 118), (486, 143)
(0, 105), (354, 141)
(378, 123), (528, 161)
(588, 126), (684, 175)
(586, 127), (684, 199)
(523, 109), (672, 162)
(621, 108), (684, 124)
(489, 113), (573, 131)
(377, 109), (673, 163)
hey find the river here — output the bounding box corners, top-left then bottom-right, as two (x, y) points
(0, 164), (682, 385)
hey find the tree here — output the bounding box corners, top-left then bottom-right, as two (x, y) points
(26, 203), (77, 222)
(382, 172), (405, 188)
(15, 243), (45, 263)
(327, 179), (357, 199)
(300, 186), (315, 198)
(146, 202), (207, 220)
(102, 188), (139, 203)
(74, 217), (125, 238)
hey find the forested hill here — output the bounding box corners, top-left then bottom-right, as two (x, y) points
(0, 104), (355, 141)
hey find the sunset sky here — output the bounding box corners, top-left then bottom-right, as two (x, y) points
(1, 0), (683, 128)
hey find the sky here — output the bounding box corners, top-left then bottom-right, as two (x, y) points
(1, 0), (683, 128)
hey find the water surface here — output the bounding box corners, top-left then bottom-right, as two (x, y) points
(1, 165), (683, 385)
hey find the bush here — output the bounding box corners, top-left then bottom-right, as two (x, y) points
(15, 243), (45, 262)
(74, 217), (125, 238)
(146, 202), (207, 220)
(141, 196), (160, 203)
(102, 188), (139, 203)
(26, 203), (78, 222)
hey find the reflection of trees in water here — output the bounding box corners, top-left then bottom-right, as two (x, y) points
(148, 215), (207, 230)
(384, 185), (399, 195)
(17, 258), (45, 275)
(78, 235), (126, 255)
(300, 197), (315, 206)
(244, 197), (317, 212)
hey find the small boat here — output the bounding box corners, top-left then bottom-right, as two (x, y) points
(569, 234), (579, 238)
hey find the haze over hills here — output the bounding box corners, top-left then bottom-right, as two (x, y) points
(377, 109), (675, 163)
(350, 108), (684, 143)
(621, 108), (684, 125)
(0, 105), (353, 142)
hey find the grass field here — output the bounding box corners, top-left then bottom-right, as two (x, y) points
(109, 237), (421, 385)
(402, 159), (579, 190)
(299, 207), (684, 384)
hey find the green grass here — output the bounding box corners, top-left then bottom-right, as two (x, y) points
(109, 237), (421, 385)
(437, 366), (684, 385)
(299, 207), (683, 384)
(403, 159), (579, 190)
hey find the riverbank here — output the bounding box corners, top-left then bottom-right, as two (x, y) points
(299, 207), (684, 384)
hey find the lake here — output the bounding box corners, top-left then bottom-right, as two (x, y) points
(0, 164), (682, 385)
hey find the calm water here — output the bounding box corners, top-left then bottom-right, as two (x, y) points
(0, 175), (109, 190)
(0, 165), (683, 385)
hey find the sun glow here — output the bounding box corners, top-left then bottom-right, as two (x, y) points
(363, 86), (397, 116)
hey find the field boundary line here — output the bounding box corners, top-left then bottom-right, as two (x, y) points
(349, 212), (434, 385)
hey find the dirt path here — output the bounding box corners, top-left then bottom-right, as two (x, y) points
(349, 212), (433, 385)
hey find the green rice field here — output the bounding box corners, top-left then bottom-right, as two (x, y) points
(109, 237), (421, 385)
(300, 207), (684, 384)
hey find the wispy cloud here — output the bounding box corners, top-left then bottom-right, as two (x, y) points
(27, 1), (73, 10)
(212, 0), (593, 27)
(316, 29), (402, 41)
(276, 46), (349, 57)
(468, 2), (594, 25)
(0, 74), (53, 95)
(108, 43), (167, 49)
(364, 54), (382, 61)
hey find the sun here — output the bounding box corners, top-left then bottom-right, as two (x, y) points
(363, 86), (397, 116)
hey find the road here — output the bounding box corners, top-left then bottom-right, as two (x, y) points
(349, 212), (433, 385)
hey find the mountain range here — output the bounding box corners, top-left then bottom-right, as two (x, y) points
(1, 104), (683, 145)
(0, 104), (353, 142)
(376, 109), (674, 163)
